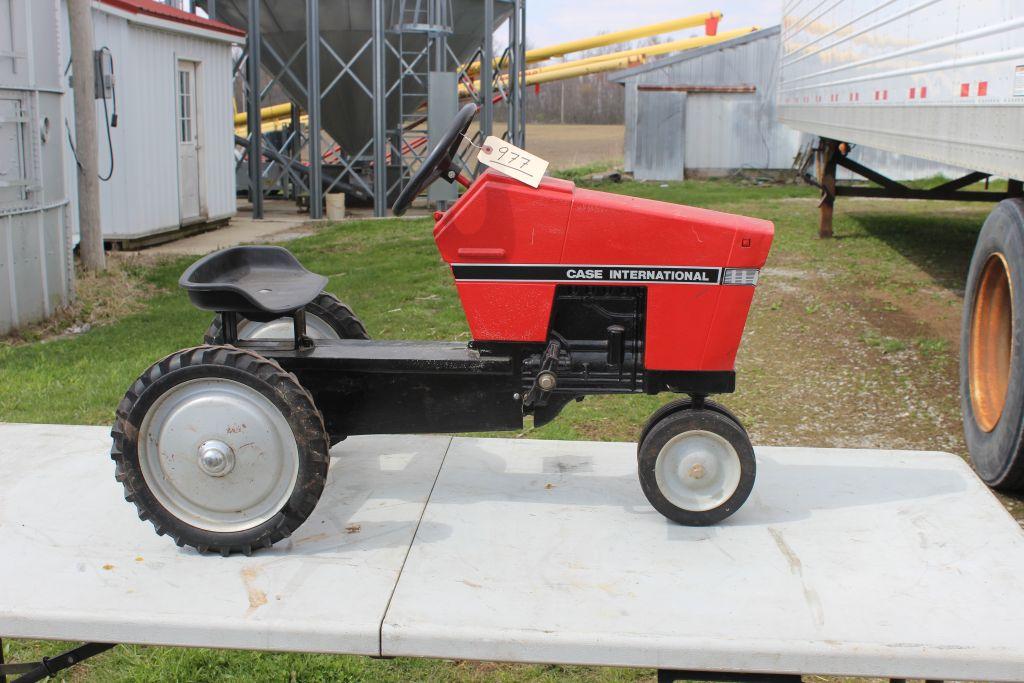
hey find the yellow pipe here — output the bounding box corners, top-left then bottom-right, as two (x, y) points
(235, 114), (306, 136)
(234, 102), (294, 127)
(460, 26), (757, 96)
(524, 56), (646, 85)
(466, 11), (723, 73)
(523, 26), (756, 75)
(604, 25), (757, 63)
(526, 54), (645, 78)
(459, 54), (644, 96)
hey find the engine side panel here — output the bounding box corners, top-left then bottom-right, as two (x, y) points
(455, 282), (555, 341)
(434, 172), (575, 341)
(561, 187), (771, 371)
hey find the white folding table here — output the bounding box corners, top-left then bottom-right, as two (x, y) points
(1, 423), (1022, 682)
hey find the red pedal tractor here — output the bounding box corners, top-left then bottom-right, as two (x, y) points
(111, 105), (773, 555)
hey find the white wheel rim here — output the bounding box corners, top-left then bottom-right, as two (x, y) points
(238, 313), (339, 340)
(654, 430), (742, 512)
(138, 377), (300, 533)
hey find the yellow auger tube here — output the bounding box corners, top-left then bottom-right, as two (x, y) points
(233, 102), (294, 128)
(522, 26), (757, 75)
(459, 55), (642, 97)
(466, 10), (723, 73)
(460, 26), (757, 96)
(235, 114), (306, 137)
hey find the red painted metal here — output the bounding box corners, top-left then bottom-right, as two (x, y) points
(434, 171), (773, 372)
(99, 0), (245, 36)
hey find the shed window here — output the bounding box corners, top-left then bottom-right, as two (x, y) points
(178, 69), (193, 143)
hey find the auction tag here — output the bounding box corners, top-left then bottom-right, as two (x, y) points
(476, 136), (548, 188)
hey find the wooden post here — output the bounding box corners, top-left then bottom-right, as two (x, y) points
(817, 138), (839, 239)
(68, 0), (105, 270)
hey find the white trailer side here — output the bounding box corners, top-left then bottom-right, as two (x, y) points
(777, 0), (1024, 499)
(778, 0), (1024, 178)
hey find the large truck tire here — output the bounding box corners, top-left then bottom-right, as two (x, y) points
(961, 198), (1024, 490)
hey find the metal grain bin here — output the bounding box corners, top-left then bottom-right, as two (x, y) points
(0, 0), (74, 335)
(212, 0), (510, 156)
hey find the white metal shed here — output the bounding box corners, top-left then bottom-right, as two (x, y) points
(611, 25), (964, 183)
(611, 27), (799, 182)
(62, 0), (243, 246)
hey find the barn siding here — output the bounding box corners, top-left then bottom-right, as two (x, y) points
(614, 26), (962, 182)
(634, 91), (686, 181)
(616, 27), (798, 181)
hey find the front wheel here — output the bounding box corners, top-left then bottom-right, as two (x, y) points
(638, 408), (755, 525)
(110, 345), (330, 555)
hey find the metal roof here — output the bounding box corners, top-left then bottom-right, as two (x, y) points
(98, 0), (247, 37)
(608, 25), (781, 83)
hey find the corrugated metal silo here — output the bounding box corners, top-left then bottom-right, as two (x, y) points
(0, 0), (75, 335)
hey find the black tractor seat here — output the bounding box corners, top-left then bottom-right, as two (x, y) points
(180, 246), (328, 320)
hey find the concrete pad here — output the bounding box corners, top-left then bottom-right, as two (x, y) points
(140, 202), (319, 256)
(382, 437), (1024, 681)
(137, 200), (437, 256)
(0, 424), (449, 655)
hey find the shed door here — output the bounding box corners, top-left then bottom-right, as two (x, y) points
(634, 90), (685, 182)
(176, 61), (201, 221)
(683, 93), (760, 173)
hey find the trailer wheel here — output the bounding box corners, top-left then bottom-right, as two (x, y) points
(203, 292), (370, 344)
(638, 408), (755, 525)
(110, 345), (330, 555)
(962, 199), (1024, 490)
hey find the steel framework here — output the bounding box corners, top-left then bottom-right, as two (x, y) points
(202, 0), (525, 219)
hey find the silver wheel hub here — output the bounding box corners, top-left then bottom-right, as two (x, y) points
(655, 429), (741, 512)
(197, 439), (235, 477)
(138, 377), (300, 533)
(239, 312), (339, 340)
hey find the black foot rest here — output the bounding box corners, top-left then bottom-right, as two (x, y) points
(180, 246), (328, 317)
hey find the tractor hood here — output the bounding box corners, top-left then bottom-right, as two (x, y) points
(434, 171), (773, 271)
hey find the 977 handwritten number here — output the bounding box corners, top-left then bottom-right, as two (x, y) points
(497, 146), (531, 170)
(476, 135), (549, 188)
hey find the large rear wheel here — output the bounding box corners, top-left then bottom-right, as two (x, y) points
(110, 345), (330, 555)
(962, 198), (1024, 490)
(203, 292), (369, 344)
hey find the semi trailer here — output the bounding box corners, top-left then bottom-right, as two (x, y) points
(778, 0), (1024, 490)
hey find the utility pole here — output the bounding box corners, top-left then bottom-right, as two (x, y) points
(68, 0), (105, 271)
(560, 80), (565, 124)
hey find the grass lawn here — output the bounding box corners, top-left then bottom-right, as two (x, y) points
(2, 176), (1020, 681)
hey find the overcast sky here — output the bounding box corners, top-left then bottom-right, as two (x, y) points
(511, 1), (780, 51)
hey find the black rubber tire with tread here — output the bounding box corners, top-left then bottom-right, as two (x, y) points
(637, 397), (746, 452)
(203, 292), (370, 344)
(638, 408), (756, 526)
(961, 198), (1024, 490)
(110, 345), (330, 556)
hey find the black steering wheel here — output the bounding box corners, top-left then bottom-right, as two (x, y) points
(392, 103), (477, 216)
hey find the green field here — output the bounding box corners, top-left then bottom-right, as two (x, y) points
(1, 176), (1017, 682)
